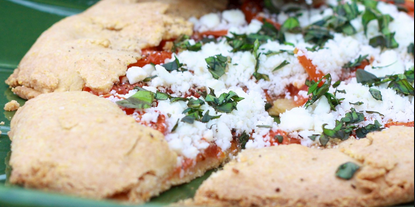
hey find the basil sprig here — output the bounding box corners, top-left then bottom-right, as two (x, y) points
(356, 68), (415, 96)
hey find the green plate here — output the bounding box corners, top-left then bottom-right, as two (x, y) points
(0, 0), (211, 206)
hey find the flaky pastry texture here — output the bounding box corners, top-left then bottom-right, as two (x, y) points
(9, 92), (178, 203)
(6, 0), (227, 99)
(190, 127), (414, 207)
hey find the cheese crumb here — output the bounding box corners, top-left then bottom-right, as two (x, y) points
(4, 100), (20, 112)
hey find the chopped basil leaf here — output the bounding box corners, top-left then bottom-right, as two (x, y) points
(281, 17), (301, 33)
(356, 120), (383, 138)
(305, 74), (343, 111)
(304, 25), (334, 47)
(272, 116), (281, 124)
(336, 162), (360, 180)
(170, 97), (189, 103)
(356, 68), (414, 96)
(388, 79), (415, 96)
(162, 57), (187, 72)
(264, 49), (294, 56)
(333, 80), (342, 88)
(365, 110), (385, 117)
(343, 55), (369, 69)
(264, 0), (280, 14)
(171, 119), (180, 132)
(273, 60), (290, 72)
(369, 32), (399, 49)
(174, 35), (202, 52)
(206, 55), (229, 79)
(203, 90), (244, 114)
(309, 134), (320, 141)
(116, 90), (154, 109)
(239, 132), (250, 149)
(143, 75), (158, 82)
(155, 91), (170, 101)
(253, 39), (270, 81)
(319, 135), (330, 146)
(350, 101), (364, 106)
(181, 115), (197, 124)
(265, 103), (273, 111)
(201, 110), (221, 123)
(408, 43), (414, 56)
(324, 0), (360, 35)
(257, 125), (273, 128)
(341, 108), (365, 124)
(226, 33), (256, 52)
(369, 88), (383, 101)
(356, 69), (379, 85)
(275, 135), (284, 144)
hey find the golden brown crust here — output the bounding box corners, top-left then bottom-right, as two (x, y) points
(5, 0), (204, 99)
(134, 0), (229, 19)
(9, 92), (178, 204)
(191, 127), (414, 207)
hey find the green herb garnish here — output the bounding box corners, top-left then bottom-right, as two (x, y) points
(239, 132), (250, 149)
(204, 90), (244, 113)
(343, 55), (369, 69)
(116, 90), (154, 109)
(206, 55), (230, 80)
(273, 60), (290, 72)
(356, 69), (415, 96)
(369, 88), (383, 101)
(336, 162), (360, 180)
(305, 74), (344, 111)
(162, 57), (187, 72)
(173, 35), (203, 52)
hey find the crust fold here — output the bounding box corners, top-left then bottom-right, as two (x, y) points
(190, 127), (414, 207)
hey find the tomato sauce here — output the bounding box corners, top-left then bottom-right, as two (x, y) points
(129, 49), (173, 68)
(268, 129), (302, 146)
(286, 84), (309, 107)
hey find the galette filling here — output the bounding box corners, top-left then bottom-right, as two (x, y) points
(85, 0), (414, 176)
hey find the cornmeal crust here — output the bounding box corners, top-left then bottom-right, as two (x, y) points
(8, 92), (178, 203)
(190, 127), (414, 207)
(5, 0), (226, 100)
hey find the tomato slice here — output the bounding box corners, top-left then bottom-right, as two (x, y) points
(295, 48), (325, 83)
(199, 30), (229, 38)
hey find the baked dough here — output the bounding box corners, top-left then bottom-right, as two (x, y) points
(5, 0), (227, 99)
(190, 127), (414, 207)
(8, 91), (178, 203)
